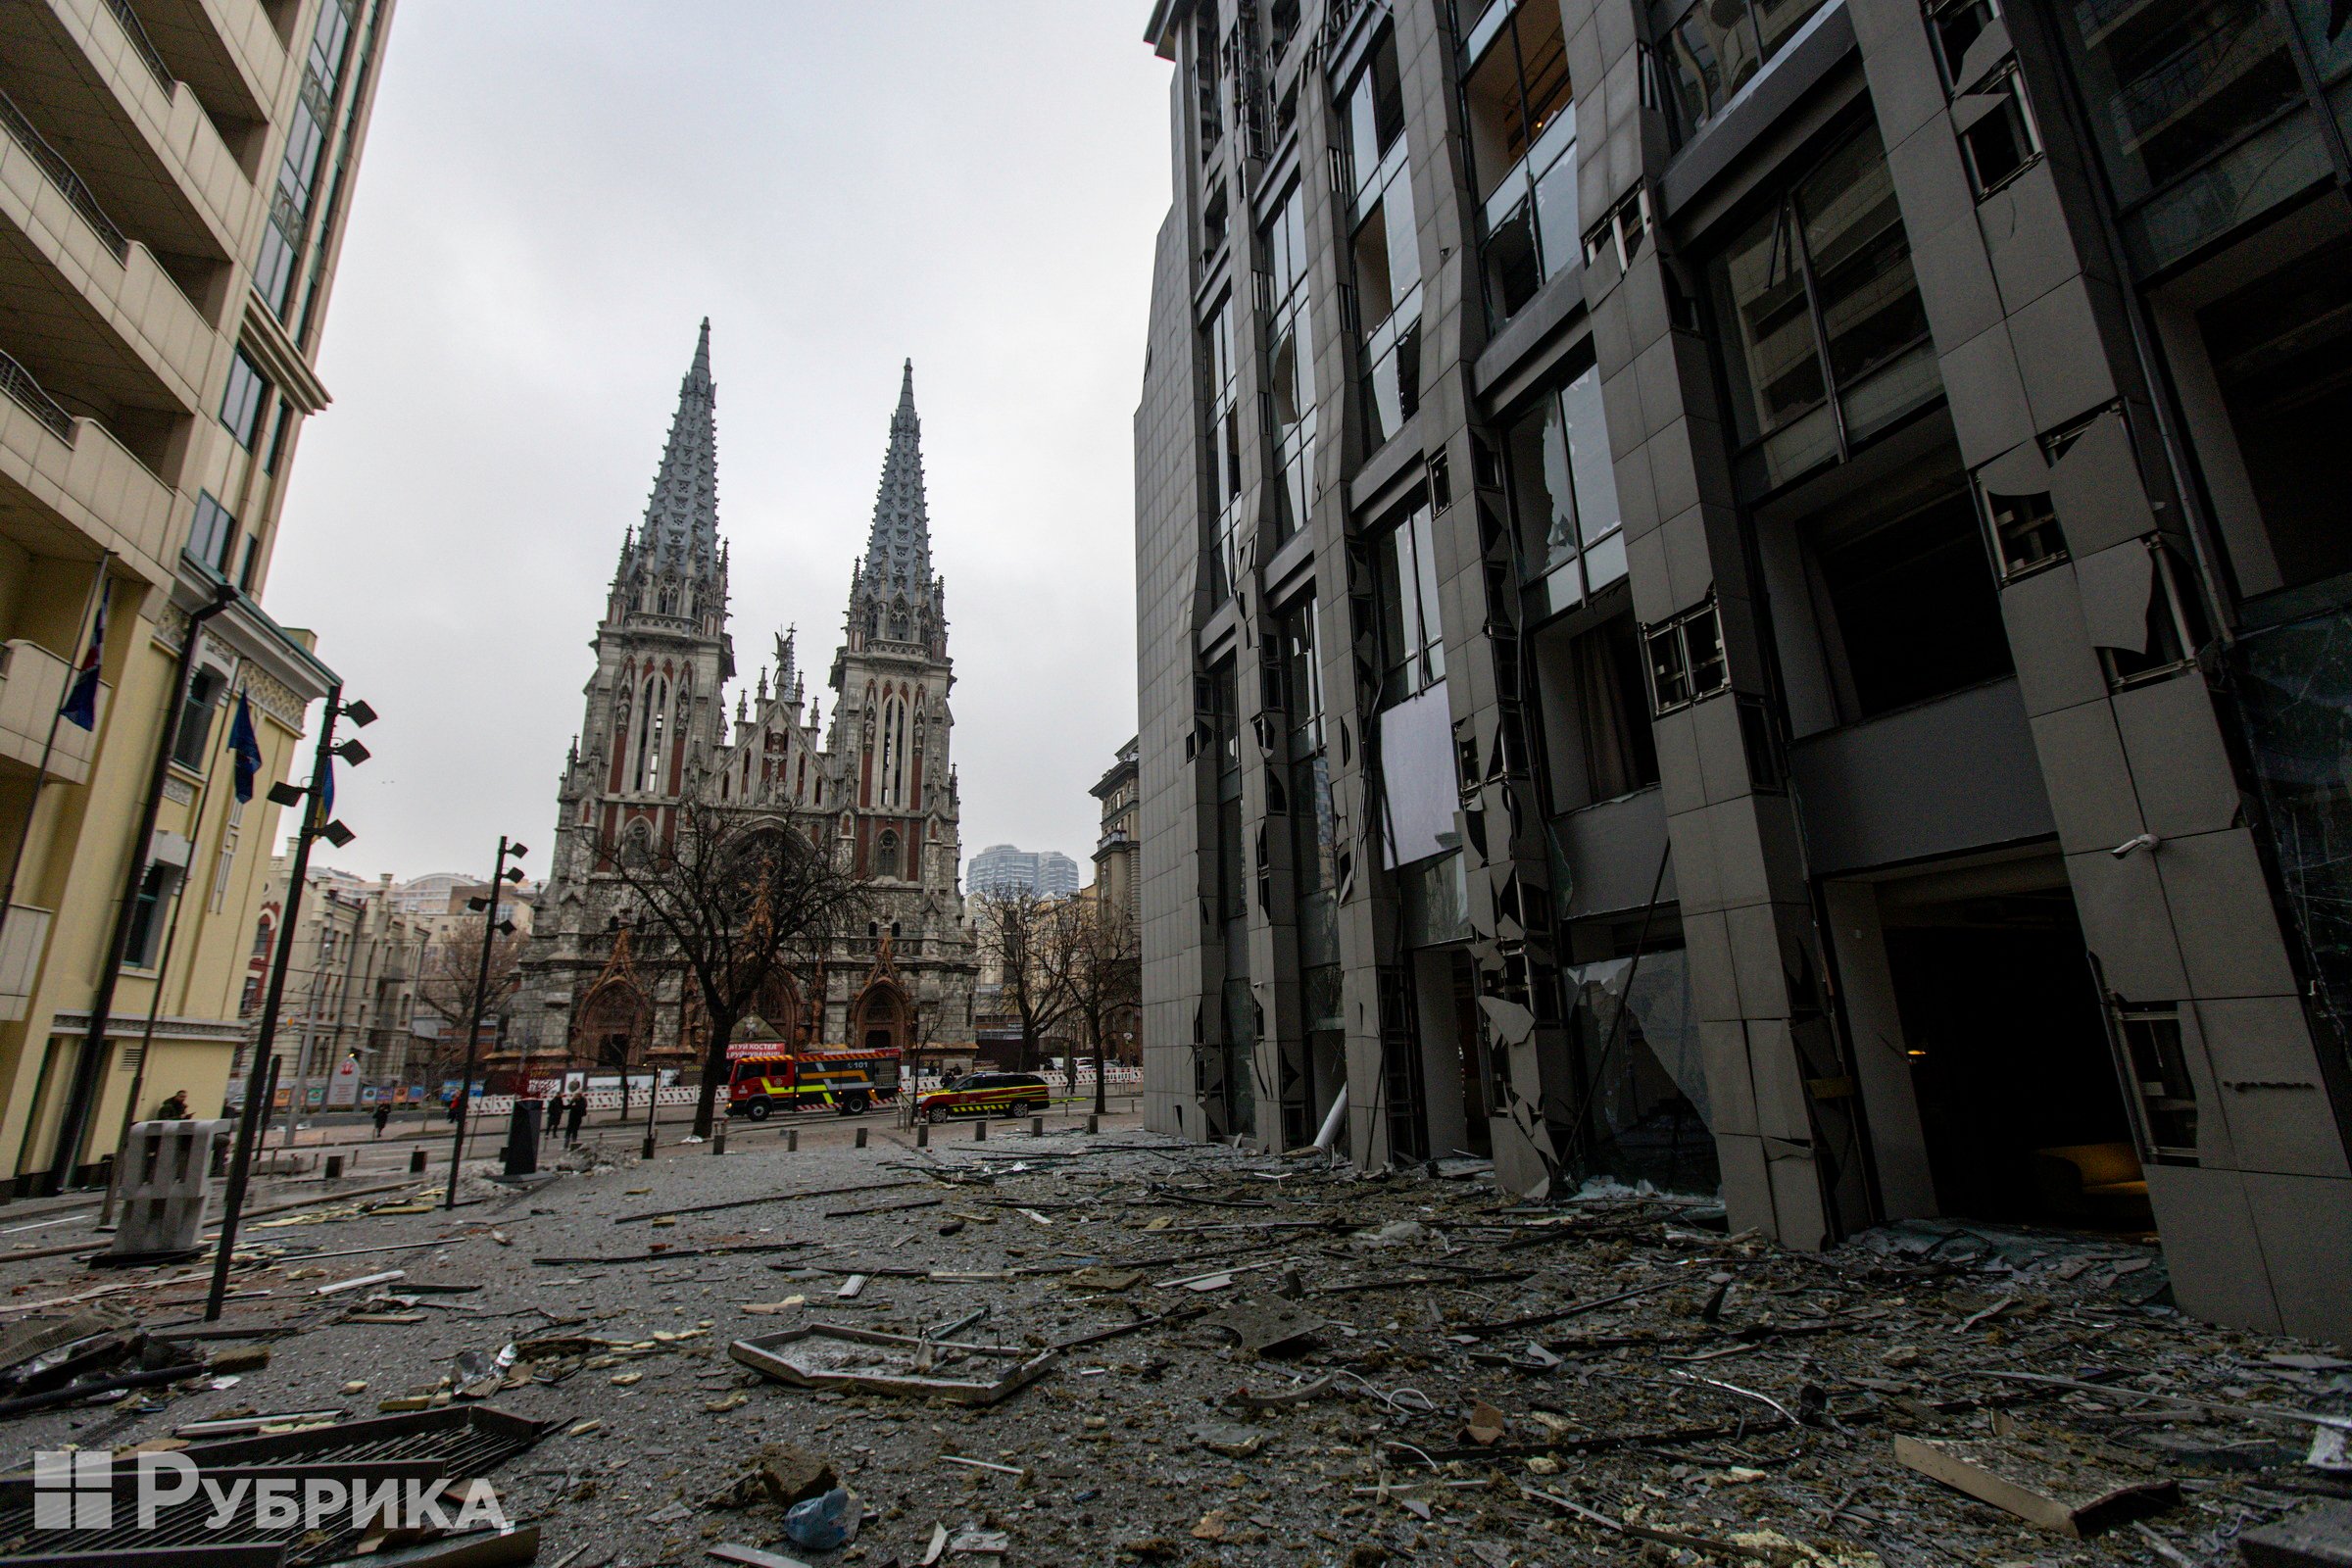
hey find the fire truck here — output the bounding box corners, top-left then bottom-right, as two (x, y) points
(724, 1041), (901, 1118)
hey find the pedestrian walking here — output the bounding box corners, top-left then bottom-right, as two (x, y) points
(543, 1093), (562, 1140)
(371, 1102), (391, 1138)
(564, 1089), (587, 1148)
(446, 1091), (465, 1125)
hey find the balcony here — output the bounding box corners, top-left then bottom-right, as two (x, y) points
(5, 0), (257, 285)
(130, 0), (287, 133)
(0, 904), (54, 1022)
(0, 639), (108, 785)
(1, 109), (220, 427)
(0, 358), (180, 583)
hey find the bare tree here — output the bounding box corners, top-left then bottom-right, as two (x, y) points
(599, 798), (871, 1138)
(1043, 891), (1142, 1115)
(972, 891), (1072, 1073)
(416, 916), (524, 1083)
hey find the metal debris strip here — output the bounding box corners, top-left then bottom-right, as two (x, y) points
(612, 1178), (927, 1223)
(0, 1405), (551, 1565)
(731, 1323), (1056, 1405)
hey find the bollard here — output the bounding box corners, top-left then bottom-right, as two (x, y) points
(915, 1122), (929, 1148)
(713, 1123), (727, 1155)
(325, 1153), (345, 1180)
(1031, 1116), (1045, 1138)
(787, 1128), (799, 1152)
(855, 1127), (868, 1150)
(1087, 1113), (1100, 1134)
(641, 1134), (658, 1161)
(974, 1117), (987, 1143)
(409, 1147), (427, 1175)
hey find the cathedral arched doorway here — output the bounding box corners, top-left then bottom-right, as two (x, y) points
(851, 983), (908, 1057)
(751, 972), (803, 1046)
(577, 980), (648, 1070)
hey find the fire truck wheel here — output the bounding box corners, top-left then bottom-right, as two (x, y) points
(927, 1103), (952, 1124)
(838, 1094), (869, 1116)
(741, 1098), (773, 1122)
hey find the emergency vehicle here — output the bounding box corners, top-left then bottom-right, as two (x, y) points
(725, 1042), (900, 1118)
(914, 1070), (1053, 1122)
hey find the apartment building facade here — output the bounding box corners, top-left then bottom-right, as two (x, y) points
(1094, 735), (1142, 926)
(250, 861), (430, 1111)
(0, 0), (394, 1188)
(1134, 0), (2352, 1340)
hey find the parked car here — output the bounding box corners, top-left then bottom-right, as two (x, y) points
(915, 1071), (1051, 1123)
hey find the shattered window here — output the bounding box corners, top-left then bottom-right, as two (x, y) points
(1563, 948), (1718, 1195)
(2232, 606), (2352, 1044)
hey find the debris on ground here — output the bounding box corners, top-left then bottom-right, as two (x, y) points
(0, 1125), (2344, 1566)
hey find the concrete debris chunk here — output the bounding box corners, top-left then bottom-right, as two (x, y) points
(2239, 1500), (2352, 1568)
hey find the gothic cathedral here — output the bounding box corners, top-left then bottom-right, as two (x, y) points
(516, 322), (976, 1077)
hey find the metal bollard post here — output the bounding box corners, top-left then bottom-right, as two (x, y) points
(325, 1154), (345, 1180)
(974, 1118), (987, 1143)
(915, 1122), (929, 1148)
(855, 1127), (868, 1149)
(787, 1128), (799, 1152)
(1087, 1114), (1101, 1134)
(1030, 1116), (1044, 1138)
(409, 1147), (427, 1175)
(641, 1134), (657, 1161)
(713, 1123), (727, 1155)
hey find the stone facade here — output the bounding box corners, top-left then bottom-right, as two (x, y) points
(1134, 0), (2352, 1342)
(518, 331), (975, 1074)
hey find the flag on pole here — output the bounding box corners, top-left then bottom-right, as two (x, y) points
(318, 757), (334, 825)
(58, 577), (109, 731)
(228, 690), (262, 804)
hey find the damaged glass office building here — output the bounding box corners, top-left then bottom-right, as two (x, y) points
(1131, 0), (2352, 1344)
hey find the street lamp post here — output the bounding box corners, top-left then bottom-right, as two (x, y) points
(444, 836), (527, 1209)
(205, 690), (373, 1321)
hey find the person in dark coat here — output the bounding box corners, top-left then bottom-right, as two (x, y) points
(564, 1090), (587, 1148)
(543, 1094), (562, 1139)
(156, 1090), (190, 1121)
(371, 1102), (391, 1138)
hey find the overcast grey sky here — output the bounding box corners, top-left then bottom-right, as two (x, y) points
(268, 3), (1172, 883)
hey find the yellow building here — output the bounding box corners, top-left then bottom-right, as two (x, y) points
(0, 0), (396, 1192)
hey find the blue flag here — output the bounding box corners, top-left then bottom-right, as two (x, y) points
(228, 690), (262, 804)
(58, 577), (109, 731)
(318, 756), (334, 825)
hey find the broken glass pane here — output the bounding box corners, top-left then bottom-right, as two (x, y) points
(2232, 606), (2352, 1046)
(1564, 948), (1718, 1194)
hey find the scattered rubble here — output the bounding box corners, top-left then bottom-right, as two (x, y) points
(0, 1127), (2343, 1565)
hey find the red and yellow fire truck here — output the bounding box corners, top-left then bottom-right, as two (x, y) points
(725, 1042), (901, 1118)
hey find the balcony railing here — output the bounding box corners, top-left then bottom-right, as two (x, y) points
(103, 0), (175, 93)
(0, 349), (74, 442)
(0, 87), (130, 262)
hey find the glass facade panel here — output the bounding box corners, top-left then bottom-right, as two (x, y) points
(1263, 182), (1317, 547)
(1503, 361), (1620, 601)
(2052, 0), (2336, 272)
(2233, 607), (2352, 1048)
(1373, 502), (1445, 701)
(1797, 130), (1930, 388)
(1708, 123), (1939, 497)
(1464, 0), (1580, 332)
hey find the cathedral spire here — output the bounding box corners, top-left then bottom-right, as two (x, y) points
(857, 360), (933, 610)
(638, 318), (720, 584)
